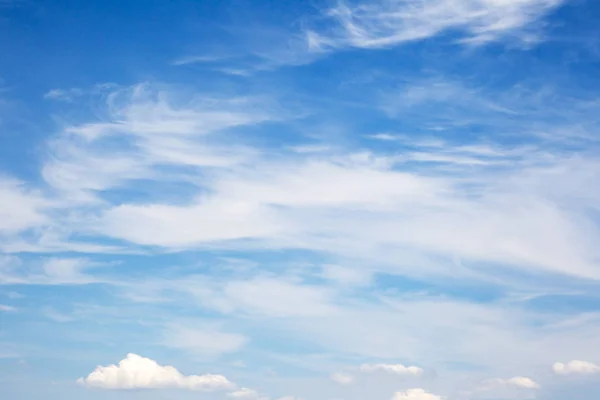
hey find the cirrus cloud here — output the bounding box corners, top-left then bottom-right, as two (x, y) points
(309, 0), (565, 50)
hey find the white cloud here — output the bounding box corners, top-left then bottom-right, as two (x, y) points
(475, 376), (540, 396)
(391, 388), (442, 400)
(25, 81), (600, 284)
(0, 304), (16, 312)
(8, 79), (600, 399)
(361, 364), (424, 376)
(470, 376), (540, 400)
(0, 257), (100, 286)
(43, 307), (74, 322)
(553, 360), (600, 375)
(512, 377), (539, 389)
(320, 264), (372, 287)
(98, 199), (283, 247)
(221, 277), (337, 318)
(43, 88), (84, 101)
(498, 377), (540, 389)
(163, 325), (248, 357)
(160, 276), (338, 318)
(228, 387), (268, 399)
(310, 0), (565, 49)
(77, 353), (234, 390)
(91, 143), (600, 281)
(331, 372), (354, 384)
(42, 82), (273, 203)
(0, 178), (49, 233)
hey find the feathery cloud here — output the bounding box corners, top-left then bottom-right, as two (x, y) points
(310, 0), (565, 50)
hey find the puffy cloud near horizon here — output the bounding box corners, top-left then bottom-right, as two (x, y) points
(360, 364), (424, 376)
(77, 353), (234, 390)
(475, 376), (540, 396)
(553, 360), (600, 375)
(228, 387), (268, 399)
(391, 388), (442, 400)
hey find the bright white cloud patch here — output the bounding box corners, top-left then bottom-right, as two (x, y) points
(360, 363), (424, 376)
(77, 353), (234, 390)
(0, 304), (16, 312)
(553, 360), (600, 375)
(391, 388), (442, 400)
(228, 387), (267, 399)
(311, 0), (565, 49)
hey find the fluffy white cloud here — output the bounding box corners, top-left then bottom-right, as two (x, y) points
(77, 353), (234, 390)
(310, 0), (565, 49)
(478, 376), (540, 392)
(391, 388), (442, 400)
(471, 376), (540, 399)
(360, 364), (424, 376)
(553, 360), (600, 375)
(502, 377), (540, 389)
(331, 372), (354, 384)
(228, 387), (268, 399)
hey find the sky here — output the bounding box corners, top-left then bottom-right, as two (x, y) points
(1, 0), (600, 399)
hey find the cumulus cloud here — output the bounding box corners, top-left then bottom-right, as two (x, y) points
(553, 360), (600, 375)
(360, 363), (424, 376)
(228, 387), (268, 399)
(477, 376), (540, 393)
(391, 388), (442, 400)
(77, 353), (234, 390)
(310, 0), (565, 50)
(331, 372), (354, 384)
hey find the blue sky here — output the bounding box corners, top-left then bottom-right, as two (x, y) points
(2, 0), (600, 399)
